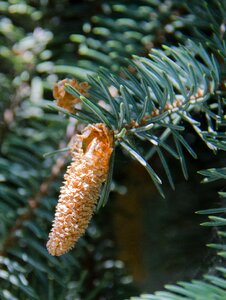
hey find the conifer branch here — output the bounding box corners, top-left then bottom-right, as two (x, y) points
(0, 120), (77, 255)
(55, 41), (221, 199)
(0, 0), (225, 298)
(0, 148), (68, 256)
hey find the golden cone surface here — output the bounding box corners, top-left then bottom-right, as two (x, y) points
(47, 123), (113, 256)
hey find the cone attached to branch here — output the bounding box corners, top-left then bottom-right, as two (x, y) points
(47, 123), (114, 256)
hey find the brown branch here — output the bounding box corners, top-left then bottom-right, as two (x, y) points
(0, 119), (77, 255)
(0, 152), (68, 255)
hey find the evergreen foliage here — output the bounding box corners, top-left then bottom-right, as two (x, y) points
(58, 40), (220, 199)
(0, 1), (137, 299)
(0, 0), (225, 299)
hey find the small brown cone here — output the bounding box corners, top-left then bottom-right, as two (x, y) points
(53, 79), (90, 112)
(47, 123), (114, 256)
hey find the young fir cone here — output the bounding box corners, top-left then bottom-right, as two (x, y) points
(47, 123), (114, 256)
(53, 78), (90, 112)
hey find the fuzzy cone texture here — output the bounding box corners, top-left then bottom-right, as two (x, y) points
(47, 123), (114, 256)
(53, 78), (90, 112)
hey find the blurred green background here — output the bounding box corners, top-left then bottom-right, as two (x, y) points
(0, 1), (225, 299)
